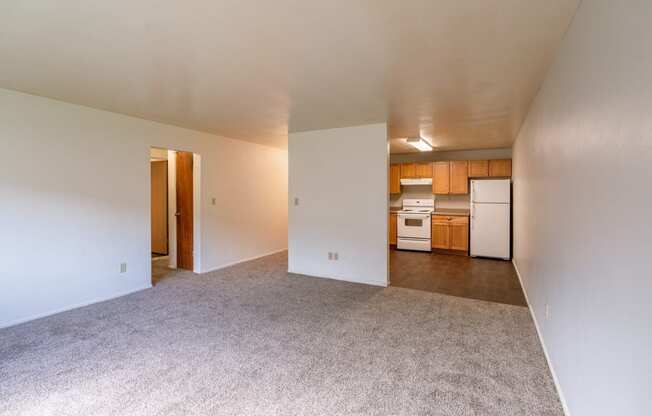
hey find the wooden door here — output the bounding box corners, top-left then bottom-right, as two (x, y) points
(415, 162), (432, 178)
(151, 161), (168, 254)
(401, 163), (416, 179)
(489, 159), (512, 177)
(389, 164), (401, 194)
(432, 162), (450, 194)
(450, 161), (469, 194)
(431, 221), (450, 249)
(449, 217), (469, 251)
(389, 213), (397, 245)
(468, 160), (489, 177)
(176, 151), (193, 270)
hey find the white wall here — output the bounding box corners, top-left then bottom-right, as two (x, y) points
(288, 124), (388, 286)
(512, 1), (651, 415)
(0, 89), (288, 328)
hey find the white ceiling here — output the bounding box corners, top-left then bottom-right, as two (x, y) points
(0, 1), (579, 151)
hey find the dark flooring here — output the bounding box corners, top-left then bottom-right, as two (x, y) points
(390, 247), (527, 306)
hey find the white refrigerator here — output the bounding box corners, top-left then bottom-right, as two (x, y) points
(470, 179), (511, 259)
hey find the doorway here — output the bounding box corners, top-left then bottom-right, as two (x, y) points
(150, 147), (201, 285)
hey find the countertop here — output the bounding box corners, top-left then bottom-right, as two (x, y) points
(432, 209), (470, 217)
(389, 207), (470, 216)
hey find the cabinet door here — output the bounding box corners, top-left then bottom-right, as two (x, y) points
(431, 222), (450, 249)
(450, 161), (469, 194)
(489, 159), (512, 177)
(450, 222), (469, 251)
(432, 162), (450, 194)
(401, 163), (416, 178)
(389, 213), (397, 245)
(415, 162), (432, 178)
(389, 164), (401, 194)
(468, 160), (489, 177)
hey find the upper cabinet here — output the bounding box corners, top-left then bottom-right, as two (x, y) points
(389, 164), (401, 194)
(489, 159), (512, 177)
(433, 161), (468, 194)
(391, 158), (511, 195)
(468, 159), (512, 178)
(450, 161), (469, 194)
(432, 162), (450, 194)
(415, 162), (432, 178)
(468, 160), (489, 177)
(401, 163), (416, 178)
(400, 162), (431, 179)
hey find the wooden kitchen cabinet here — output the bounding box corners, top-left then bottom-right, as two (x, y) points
(389, 164), (401, 194)
(449, 217), (469, 251)
(489, 159), (512, 177)
(432, 162), (450, 194)
(431, 215), (469, 252)
(401, 163), (416, 178)
(389, 213), (397, 245)
(415, 162), (432, 178)
(450, 161), (469, 194)
(431, 222), (450, 249)
(468, 160), (489, 177)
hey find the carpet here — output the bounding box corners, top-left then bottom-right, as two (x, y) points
(0, 252), (563, 415)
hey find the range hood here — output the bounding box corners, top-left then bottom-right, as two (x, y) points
(400, 178), (432, 186)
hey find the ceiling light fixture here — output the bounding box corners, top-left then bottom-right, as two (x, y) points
(405, 137), (433, 152)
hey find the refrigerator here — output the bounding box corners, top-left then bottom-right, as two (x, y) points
(470, 179), (511, 259)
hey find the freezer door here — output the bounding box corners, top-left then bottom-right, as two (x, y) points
(471, 179), (511, 204)
(470, 203), (510, 259)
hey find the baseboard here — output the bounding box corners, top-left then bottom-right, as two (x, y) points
(0, 284), (152, 330)
(202, 248), (288, 274)
(287, 267), (389, 288)
(512, 259), (571, 416)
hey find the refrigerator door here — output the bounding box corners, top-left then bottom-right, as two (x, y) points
(471, 179), (511, 204)
(470, 203), (510, 259)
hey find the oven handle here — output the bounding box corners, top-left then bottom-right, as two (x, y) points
(398, 214), (431, 220)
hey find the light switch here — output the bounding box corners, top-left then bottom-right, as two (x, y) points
(211, 197), (216, 206)
(294, 197), (299, 206)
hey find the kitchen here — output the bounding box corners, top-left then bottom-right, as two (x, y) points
(388, 142), (525, 306)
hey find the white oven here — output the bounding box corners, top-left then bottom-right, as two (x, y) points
(397, 213), (431, 239)
(396, 198), (434, 252)
(397, 212), (432, 251)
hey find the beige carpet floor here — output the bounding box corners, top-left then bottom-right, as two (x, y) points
(0, 252), (563, 416)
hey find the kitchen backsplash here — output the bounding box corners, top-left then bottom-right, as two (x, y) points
(390, 186), (470, 210)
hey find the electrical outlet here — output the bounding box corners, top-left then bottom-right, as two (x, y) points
(545, 304), (550, 321)
(120, 263), (127, 273)
(333, 252), (338, 261)
(328, 252), (333, 260)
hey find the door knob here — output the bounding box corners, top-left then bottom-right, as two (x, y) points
(175, 212), (181, 217)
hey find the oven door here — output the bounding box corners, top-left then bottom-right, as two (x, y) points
(397, 214), (431, 239)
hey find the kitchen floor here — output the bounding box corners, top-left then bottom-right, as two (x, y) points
(389, 247), (527, 306)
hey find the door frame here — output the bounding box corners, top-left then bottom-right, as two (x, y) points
(148, 147), (202, 276)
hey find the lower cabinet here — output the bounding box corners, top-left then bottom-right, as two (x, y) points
(432, 215), (469, 252)
(449, 219), (469, 251)
(389, 213), (397, 245)
(431, 222), (450, 249)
